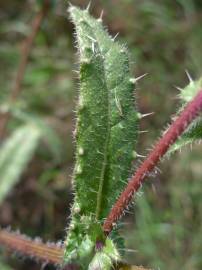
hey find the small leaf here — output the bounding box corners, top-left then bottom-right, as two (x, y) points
(88, 239), (120, 270)
(179, 77), (202, 103)
(170, 77), (202, 154)
(168, 119), (202, 154)
(0, 124), (41, 204)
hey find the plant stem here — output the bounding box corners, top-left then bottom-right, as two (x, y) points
(0, 229), (151, 269)
(0, 229), (63, 265)
(0, 1), (49, 139)
(103, 89), (202, 234)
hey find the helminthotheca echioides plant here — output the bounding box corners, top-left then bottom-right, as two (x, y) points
(0, 4), (202, 270)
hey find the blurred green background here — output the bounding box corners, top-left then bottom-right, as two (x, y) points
(0, 0), (202, 269)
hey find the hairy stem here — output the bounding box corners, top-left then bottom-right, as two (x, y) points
(0, 229), (63, 265)
(0, 229), (151, 269)
(103, 89), (202, 234)
(0, 1), (50, 139)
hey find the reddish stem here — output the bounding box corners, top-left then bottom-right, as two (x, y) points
(11, 2), (49, 102)
(103, 89), (202, 234)
(0, 1), (49, 139)
(0, 229), (63, 265)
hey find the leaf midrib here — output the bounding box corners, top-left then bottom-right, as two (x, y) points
(94, 42), (111, 220)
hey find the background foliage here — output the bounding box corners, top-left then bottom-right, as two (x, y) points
(0, 0), (202, 269)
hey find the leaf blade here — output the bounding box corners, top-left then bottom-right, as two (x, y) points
(0, 124), (41, 204)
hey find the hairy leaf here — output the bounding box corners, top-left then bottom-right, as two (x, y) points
(168, 119), (202, 154)
(179, 77), (202, 103)
(0, 124), (41, 204)
(69, 6), (139, 220)
(169, 77), (202, 154)
(64, 5), (139, 268)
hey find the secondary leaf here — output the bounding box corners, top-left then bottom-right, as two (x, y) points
(8, 107), (62, 163)
(0, 124), (41, 204)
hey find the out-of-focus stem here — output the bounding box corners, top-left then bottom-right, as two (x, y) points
(0, 1), (50, 139)
(0, 229), (63, 265)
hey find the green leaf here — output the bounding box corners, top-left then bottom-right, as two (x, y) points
(0, 125), (41, 205)
(179, 76), (202, 103)
(88, 239), (120, 270)
(69, 4), (139, 220)
(168, 119), (202, 154)
(64, 5), (139, 268)
(169, 77), (202, 154)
